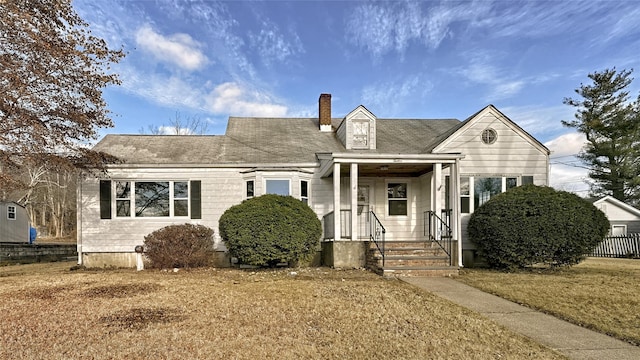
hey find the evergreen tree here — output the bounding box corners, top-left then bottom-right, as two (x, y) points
(563, 68), (640, 206)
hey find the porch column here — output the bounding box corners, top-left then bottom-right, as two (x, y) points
(431, 163), (442, 215)
(452, 158), (463, 267)
(333, 162), (341, 240)
(350, 163), (358, 241)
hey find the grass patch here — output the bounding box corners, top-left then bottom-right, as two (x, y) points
(0, 262), (565, 359)
(459, 257), (640, 345)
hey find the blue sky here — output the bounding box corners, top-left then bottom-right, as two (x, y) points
(74, 0), (640, 195)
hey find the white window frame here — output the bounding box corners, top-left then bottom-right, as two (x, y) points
(7, 205), (16, 220)
(300, 179), (310, 205)
(611, 224), (627, 236)
(460, 175), (534, 214)
(352, 120), (369, 149)
(115, 181), (131, 217)
(387, 181), (408, 217)
(113, 180), (190, 218)
(172, 181), (189, 217)
(264, 178), (291, 196)
(245, 180), (255, 199)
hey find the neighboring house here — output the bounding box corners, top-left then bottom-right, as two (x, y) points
(77, 94), (550, 272)
(590, 196), (640, 235)
(0, 201), (30, 243)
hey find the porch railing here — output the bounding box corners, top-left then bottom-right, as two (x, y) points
(322, 210), (352, 239)
(369, 211), (386, 266)
(424, 209), (453, 266)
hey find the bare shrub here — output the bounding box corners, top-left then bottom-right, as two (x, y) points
(143, 224), (214, 269)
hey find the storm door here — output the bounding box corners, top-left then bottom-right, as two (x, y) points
(357, 184), (371, 239)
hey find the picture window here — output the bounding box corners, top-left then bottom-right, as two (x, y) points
(266, 179), (290, 196)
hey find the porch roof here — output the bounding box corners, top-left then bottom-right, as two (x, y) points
(317, 153), (465, 177)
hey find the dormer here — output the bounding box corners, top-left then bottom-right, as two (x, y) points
(337, 105), (377, 150)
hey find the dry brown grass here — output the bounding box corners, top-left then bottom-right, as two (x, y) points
(0, 262), (565, 360)
(459, 257), (640, 345)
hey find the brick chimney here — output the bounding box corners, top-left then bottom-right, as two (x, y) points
(319, 93), (332, 132)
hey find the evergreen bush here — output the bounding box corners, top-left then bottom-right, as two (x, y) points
(143, 223), (214, 269)
(468, 185), (609, 270)
(219, 194), (322, 267)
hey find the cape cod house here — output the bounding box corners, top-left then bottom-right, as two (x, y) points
(77, 94), (550, 274)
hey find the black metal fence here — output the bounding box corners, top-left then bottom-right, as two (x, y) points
(590, 234), (640, 258)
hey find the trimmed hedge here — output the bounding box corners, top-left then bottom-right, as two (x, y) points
(468, 185), (609, 270)
(143, 223), (214, 269)
(219, 194), (322, 267)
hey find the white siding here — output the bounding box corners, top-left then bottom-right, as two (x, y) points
(436, 109), (549, 251)
(440, 112), (548, 184)
(597, 201), (640, 222)
(80, 167), (321, 253)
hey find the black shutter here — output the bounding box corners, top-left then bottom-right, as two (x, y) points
(99, 180), (112, 219)
(190, 180), (201, 219)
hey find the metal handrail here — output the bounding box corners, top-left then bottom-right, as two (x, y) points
(369, 210), (386, 266)
(425, 210), (453, 266)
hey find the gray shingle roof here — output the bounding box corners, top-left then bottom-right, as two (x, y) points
(94, 116), (461, 165)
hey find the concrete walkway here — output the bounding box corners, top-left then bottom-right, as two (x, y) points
(402, 277), (640, 360)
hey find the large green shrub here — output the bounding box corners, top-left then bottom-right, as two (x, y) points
(468, 185), (609, 270)
(143, 223), (214, 269)
(219, 194), (322, 267)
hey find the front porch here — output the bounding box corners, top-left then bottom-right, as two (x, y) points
(317, 153), (464, 276)
(322, 209), (459, 276)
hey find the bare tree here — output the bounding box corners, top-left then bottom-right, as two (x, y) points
(140, 112), (210, 135)
(0, 0), (124, 193)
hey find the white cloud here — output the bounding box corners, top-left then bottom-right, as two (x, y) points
(549, 163), (590, 196)
(135, 25), (208, 71)
(346, 2), (490, 58)
(249, 21), (304, 66)
(206, 83), (288, 117)
(545, 132), (590, 196)
(544, 132), (586, 157)
(361, 76), (433, 115)
(500, 105), (573, 138)
(456, 58), (533, 101)
(118, 65), (287, 118)
(157, 126), (194, 135)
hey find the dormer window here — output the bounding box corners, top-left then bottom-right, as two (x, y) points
(339, 105), (376, 150)
(352, 120), (369, 149)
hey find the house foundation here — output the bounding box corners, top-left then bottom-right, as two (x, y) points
(321, 240), (368, 268)
(81, 251), (232, 269)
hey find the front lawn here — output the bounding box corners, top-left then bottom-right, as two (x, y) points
(458, 257), (640, 345)
(0, 262), (564, 359)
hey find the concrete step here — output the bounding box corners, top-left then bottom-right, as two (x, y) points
(371, 247), (448, 257)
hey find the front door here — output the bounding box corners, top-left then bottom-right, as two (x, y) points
(357, 184), (371, 239)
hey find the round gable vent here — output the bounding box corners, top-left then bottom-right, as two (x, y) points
(481, 128), (497, 145)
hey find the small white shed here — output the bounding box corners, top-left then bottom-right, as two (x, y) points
(0, 201), (30, 243)
(591, 196), (640, 235)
